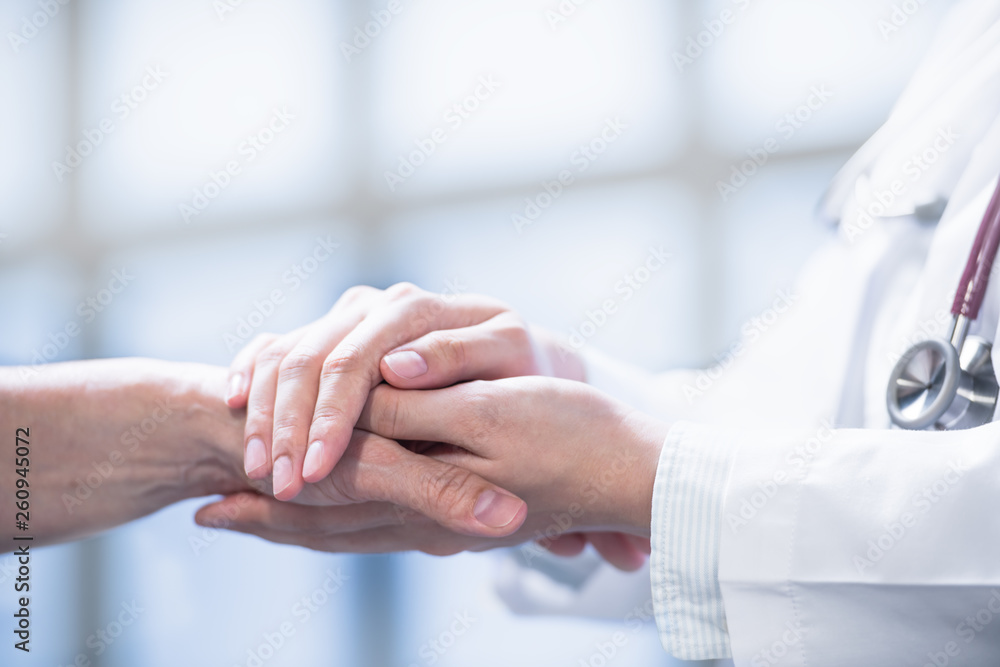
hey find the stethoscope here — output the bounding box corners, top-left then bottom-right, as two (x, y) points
(887, 178), (1000, 430)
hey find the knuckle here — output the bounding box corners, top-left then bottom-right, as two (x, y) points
(328, 435), (399, 502)
(310, 403), (351, 434)
(368, 389), (402, 437)
(387, 281), (422, 300)
(278, 348), (321, 380)
(419, 465), (478, 520)
(496, 319), (540, 375)
(244, 408), (274, 436)
(476, 294), (514, 316)
(499, 315), (532, 348)
(337, 285), (377, 307)
(321, 344), (367, 380)
(274, 415), (299, 443)
(271, 416), (301, 446)
(429, 333), (468, 373)
(458, 386), (502, 440)
(256, 345), (290, 369)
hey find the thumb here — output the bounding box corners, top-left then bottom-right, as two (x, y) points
(334, 431), (527, 538)
(380, 314), (536, 389)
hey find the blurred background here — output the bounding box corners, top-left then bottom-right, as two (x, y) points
(0, 0), (952, 665)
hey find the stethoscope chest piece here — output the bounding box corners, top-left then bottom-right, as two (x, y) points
(887, 177), (1000, 431)
(887, 333), (998, 430)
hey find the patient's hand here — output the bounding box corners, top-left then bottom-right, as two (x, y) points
(0, 359), (245, 547)
(0, 359), (528, 550)
(224, 283), (584, 501)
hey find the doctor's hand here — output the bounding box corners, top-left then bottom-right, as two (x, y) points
(225, 282), (585, 501)
(198, 377), (669, 567)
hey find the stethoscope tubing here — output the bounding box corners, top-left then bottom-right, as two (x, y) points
(953, 178), (1000, 320)
(886, 176), (1000, 430)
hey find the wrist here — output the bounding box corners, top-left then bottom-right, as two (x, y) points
(80, 359), (252, 508)
(612, 410), (672, 537)
(167, 362), (252, 499)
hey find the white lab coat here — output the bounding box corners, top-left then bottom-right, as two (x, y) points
(497, 1), (1000, 664)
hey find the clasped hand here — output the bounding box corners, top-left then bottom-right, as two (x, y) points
(197, 284), (667, 570)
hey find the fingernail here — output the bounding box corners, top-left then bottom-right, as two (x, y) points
(226, 373), (245, 403)
(245, 438), (267, 476)
(272, 457), (293, 496)
(473, 490), (524, 529)
(302, 440), (325, 480)
(383, 350), (428, 380)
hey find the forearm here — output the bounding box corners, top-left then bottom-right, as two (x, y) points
(0, 359), (249, 550)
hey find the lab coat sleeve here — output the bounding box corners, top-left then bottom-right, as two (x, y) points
(584, 349), (738, 655)
(650, 421), (736, 660)
(651, 419), (1000, 664)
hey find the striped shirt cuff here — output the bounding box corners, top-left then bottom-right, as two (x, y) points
(650, 422), (737, 660)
